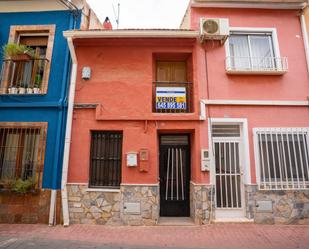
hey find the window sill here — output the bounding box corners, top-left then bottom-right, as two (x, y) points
(226, 68), (287, 75)
(85, 188), (120, 193)
(0, 93), (46, 96)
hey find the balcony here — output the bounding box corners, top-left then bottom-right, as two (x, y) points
(225, 56), (288, 75)
(0, 58), (48, 94)
(152, 82), (193, 113)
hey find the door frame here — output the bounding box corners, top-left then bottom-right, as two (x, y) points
(208, 118), (251, 219)
(158, 133), (191, 217)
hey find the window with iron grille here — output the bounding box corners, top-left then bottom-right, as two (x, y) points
(254, 128), (309, 190)
(89, 131), (122, 188)
(0, 124), (46, 190)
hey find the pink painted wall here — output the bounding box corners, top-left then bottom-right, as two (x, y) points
(190, 8), (309, 183)
(68, 8), (309, 187)
(191, 8), (309, 101)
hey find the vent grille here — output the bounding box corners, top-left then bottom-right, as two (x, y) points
(212, 125), (241, 137)
(160, 135), (189, 145)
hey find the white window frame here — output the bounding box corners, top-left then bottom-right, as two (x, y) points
(253, 127), (309, 191)
(225, 27), (286, 74)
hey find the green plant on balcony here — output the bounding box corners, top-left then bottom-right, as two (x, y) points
(11, 178), (36, 194)
(33, 74), (42, 94)
(2, 43), (35, 61)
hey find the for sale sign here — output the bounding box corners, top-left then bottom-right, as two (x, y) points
(156, 87), (186, 110)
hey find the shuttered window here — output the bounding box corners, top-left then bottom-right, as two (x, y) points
(254, 128), (309, 190)
(89, 131), (122, 188)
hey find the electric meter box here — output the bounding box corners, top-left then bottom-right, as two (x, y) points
(127, 152), (138, 167)
(201, 149), (210, 171)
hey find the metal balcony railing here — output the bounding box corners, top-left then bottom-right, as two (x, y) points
(0, 58), (48, 94)
(152, 81), (193, 113)
(225, 56), (288, 75)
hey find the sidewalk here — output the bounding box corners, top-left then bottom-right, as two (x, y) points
(0, 224), (309, 249)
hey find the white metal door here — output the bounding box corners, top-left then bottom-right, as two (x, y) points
(213, 138), (245, 219)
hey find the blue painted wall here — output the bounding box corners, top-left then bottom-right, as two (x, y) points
(0, 10), (81, 189)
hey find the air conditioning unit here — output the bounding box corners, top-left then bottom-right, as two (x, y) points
(200, 18), (229, 43)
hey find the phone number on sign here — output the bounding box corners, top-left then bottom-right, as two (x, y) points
(156, 102), (186, 109)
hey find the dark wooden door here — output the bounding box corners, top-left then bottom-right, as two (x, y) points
(159, 135), (190, 217)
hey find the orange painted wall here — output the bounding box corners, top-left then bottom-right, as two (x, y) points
(68, 38), (208, 184)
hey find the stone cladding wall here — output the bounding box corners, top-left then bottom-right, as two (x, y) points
(67, 184), (159, 225)
(190, 183), (215, 224)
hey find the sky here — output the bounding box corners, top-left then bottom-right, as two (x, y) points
(86, 0), (190, 29)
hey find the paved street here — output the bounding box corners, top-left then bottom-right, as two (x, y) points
(0, 224), (309, 249)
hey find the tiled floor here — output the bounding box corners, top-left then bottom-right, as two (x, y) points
(0, 223), (309, 249)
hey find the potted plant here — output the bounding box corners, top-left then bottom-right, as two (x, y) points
(11, 178), (36, 194)
(26, 87), (33, 94)
(33, 74), (42, 94)
(18, 82), (26, 94)
(2, 43), (35, 61)
(7, 86), (18, 94)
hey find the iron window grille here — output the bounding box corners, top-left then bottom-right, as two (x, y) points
(253, 128), (309, 190)
(0, 125), (46, 190)
(89, 131), (122, 188)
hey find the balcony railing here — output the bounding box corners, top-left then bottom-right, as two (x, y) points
(0, 58), (48, 94)
(152, 81), (193, 113)
(225, 56), (288, 75)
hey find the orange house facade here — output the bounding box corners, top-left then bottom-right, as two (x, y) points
(63, 0), (309, 225)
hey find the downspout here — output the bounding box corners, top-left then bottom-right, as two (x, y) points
(49, 11), (75, 226)
(300, 6), (309, 73)
(61, 37), (77, 226)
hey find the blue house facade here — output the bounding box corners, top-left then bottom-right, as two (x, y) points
(0, 0), (101, 223)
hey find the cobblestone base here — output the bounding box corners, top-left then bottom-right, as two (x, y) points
(190, 183), (215, 224)
(67, 184), (159, 225)
(245, 184), (309, 224)
(68, 185), (122, 225)
(121, 185), (159, 226)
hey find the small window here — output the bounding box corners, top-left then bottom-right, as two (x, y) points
(0, 123), (47, 190)
(0, 25), (55, 95)
(89, 131), (122, 188)
(254, 128), (309, 190)
(152, 53), (193, 114)
(226, 29), (287, 74)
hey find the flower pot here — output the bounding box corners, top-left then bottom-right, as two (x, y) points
(18, 87), (26, 94)
(11, 53), (32, 62)
(8, 87), (18, 94)
(26, 88), (33, 94)
(33, 88), (41, 94)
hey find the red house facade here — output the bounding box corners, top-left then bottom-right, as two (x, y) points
(62, 0), (309, 225)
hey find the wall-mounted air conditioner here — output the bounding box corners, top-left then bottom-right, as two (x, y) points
(200, 18), (229, 43)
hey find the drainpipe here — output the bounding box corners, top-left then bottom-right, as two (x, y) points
(48, 10), (76, 226)
(300, 7), (309, 73)
(61, 37), (77, 226)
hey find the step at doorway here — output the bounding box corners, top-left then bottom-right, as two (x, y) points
(157, 217), (195, 226)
